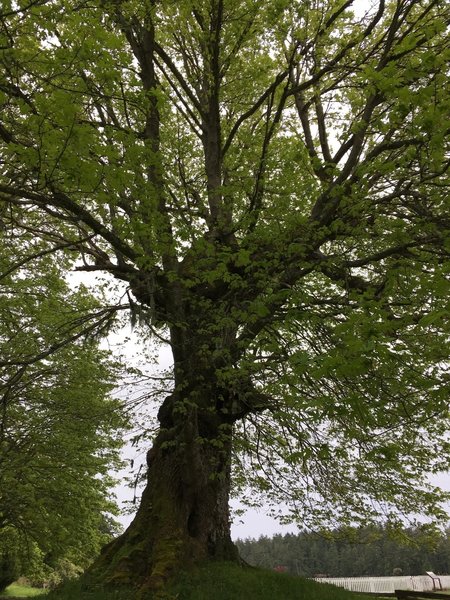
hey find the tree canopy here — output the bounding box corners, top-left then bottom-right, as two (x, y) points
(0, 0), (449, 593)
(0, 216), (128, 589)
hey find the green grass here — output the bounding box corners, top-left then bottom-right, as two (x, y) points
(0, 583), (47, 597)
(164, 562), (375, 600)
(45, 581), (130, 600)
(42, 562), (375, 599)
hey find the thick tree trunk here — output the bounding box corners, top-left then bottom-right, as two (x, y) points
(89, 377), (240, 597)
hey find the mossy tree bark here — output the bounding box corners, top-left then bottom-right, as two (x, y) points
(89, 315), (252, 595)
(91, 420), (237, 595)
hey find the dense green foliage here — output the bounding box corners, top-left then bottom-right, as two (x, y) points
(0, 529), (20, 591)
(0, 222), (127, 585)
(0, 0), (449, 590)
(237, 527), (450, 577)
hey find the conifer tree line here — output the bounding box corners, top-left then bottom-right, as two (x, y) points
(237, 528), (450, 577)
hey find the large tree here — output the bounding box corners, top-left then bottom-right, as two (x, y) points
(1, 0), (449, 595)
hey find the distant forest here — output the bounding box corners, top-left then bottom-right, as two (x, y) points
(236, 527), (450, 577)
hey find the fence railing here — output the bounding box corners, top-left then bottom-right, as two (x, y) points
(313, 575), (450, 594)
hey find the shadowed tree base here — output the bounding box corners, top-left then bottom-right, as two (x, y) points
(88, 410), (241, 598)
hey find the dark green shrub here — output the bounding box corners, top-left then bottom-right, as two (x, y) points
(0, 544), (21, 592)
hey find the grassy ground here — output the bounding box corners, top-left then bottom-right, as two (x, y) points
(164, 562), (375, 600)
(0, 583), (47, 597)
(4, 569), (449, 599)
(41, 562), (375, 599)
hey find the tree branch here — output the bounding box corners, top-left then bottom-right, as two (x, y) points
(222, 70), (289, 156)
(0, 184), (139, 262)
(0, 306), (126, 368)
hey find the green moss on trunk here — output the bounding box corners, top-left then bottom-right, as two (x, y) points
(89, 408), (239, 597)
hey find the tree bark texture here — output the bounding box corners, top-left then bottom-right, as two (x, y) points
(89, 328), (242, 596)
